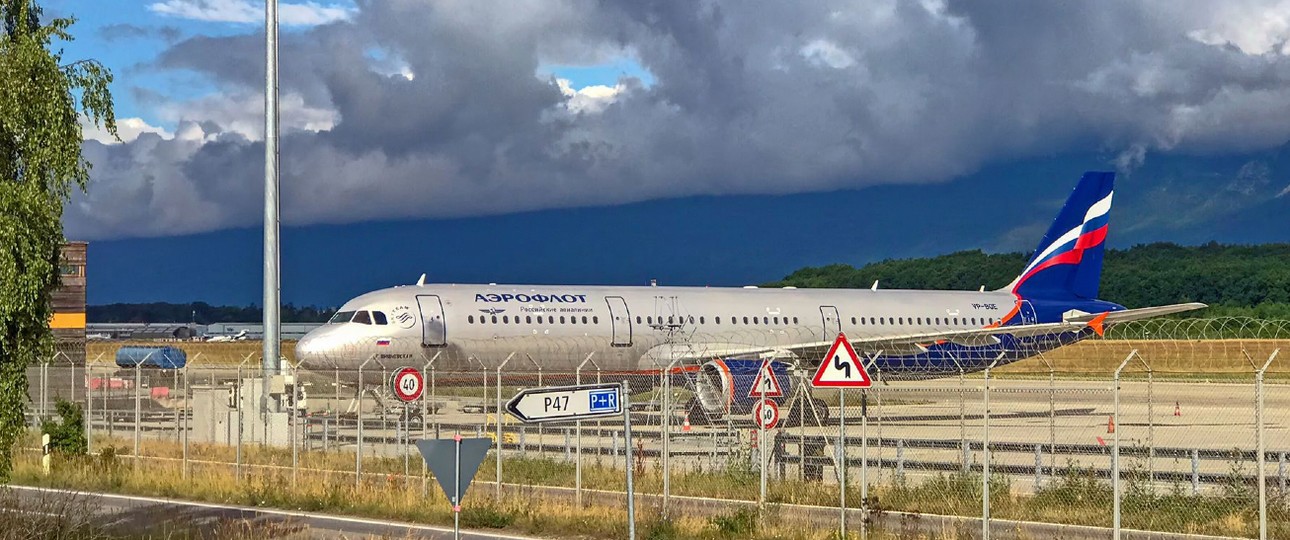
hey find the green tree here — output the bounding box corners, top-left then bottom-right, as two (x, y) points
(0, 0), (114, 480)
(40, 398), (85, 456)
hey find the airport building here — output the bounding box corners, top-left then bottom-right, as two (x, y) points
(52, 242), (87, 363)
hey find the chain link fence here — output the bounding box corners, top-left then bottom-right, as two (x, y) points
(20, 317), (1290, 539)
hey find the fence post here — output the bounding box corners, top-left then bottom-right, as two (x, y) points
(288, 358), (300, 489)
(982, 357), (1000, 540)
(133, 355), (147, 468)
(1191, 449), (1199, 495)
(236, 354), (253, 481)
(664, 357), (680, 517)
(1112, 350), (1141, 540)
(1255, 349), (1279, 540)
(182, 362), (191, 480)
(575, 353), (598, 508)
(356, 354), (380, 488)
(496, 352), (515, 499)
(421, 351), (440, 498)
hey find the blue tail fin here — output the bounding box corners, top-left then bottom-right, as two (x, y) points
(1007, 171), (1114, 300)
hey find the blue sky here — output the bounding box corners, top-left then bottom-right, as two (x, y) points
(45, 1), (1290, 307)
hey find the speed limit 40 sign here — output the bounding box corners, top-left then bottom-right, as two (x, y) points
(391, 366), (424, 402)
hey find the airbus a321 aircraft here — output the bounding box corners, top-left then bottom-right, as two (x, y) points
(296, 171), (1204, 422)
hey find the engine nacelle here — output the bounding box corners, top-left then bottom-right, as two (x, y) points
(694, 359), (793, 416)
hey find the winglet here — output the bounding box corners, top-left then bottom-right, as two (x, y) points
(871, 280), (879, 291)
(1087, 312), (1109, 337)
(416, 273), (426, 287)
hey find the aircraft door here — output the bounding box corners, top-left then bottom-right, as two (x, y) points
(416, 295), (447, 347)
(606, 296), (632, 347)
(820, 306), (842, 339)
(1018, 300), (1039, 325)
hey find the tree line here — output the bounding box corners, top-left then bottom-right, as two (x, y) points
(88, 302), (337, 324)
(764, 242), (1290, 319)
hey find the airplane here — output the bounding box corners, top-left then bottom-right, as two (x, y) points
(206, 329), (250, 343)
(295, 171), (1205, 423)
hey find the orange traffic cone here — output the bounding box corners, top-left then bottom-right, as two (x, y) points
(1106, 416), (1115, 434)
(682, 413), (692, 432)
(1174, 401), (1181, 417)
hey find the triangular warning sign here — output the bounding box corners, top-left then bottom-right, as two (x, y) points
(416, 437), (493, 508)
(811, 333), (872, 388)
(748, 360), (784, 398)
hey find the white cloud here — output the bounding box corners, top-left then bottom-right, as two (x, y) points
(158, 92), (339, 140)
(800, 39), (856, 69)
(555, 78), (622, 114)
(148, 0), (354, 26)
(82, 117), (173, 144)
(1185, 1), (1290, 56)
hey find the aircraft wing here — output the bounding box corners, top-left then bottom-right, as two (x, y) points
(660, 302), (1207, 363)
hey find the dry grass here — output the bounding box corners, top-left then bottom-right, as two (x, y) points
(40, 433), (1283, 539)
(12, 450), (973, 540)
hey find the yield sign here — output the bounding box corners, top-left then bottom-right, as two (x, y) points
(811, 333), (872, 388)
(748, 360), (784, 398)
(416, 436), (493, 510)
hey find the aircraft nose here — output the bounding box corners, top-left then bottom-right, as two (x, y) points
(295, 328), (332, 368)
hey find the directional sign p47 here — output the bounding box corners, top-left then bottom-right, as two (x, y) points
(811, 333), (873, 388)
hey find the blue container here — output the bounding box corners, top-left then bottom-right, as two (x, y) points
(115, 346), (187, 369)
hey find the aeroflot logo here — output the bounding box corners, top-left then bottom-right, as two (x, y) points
(475, 293), (588, 303)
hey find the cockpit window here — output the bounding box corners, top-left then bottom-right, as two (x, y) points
(372, 311), (388, 325)
(352, 311), (372, 325)
(329, 311), (355, 324)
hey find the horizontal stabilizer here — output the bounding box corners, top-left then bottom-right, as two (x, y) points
(1064, 303), (1207, 326)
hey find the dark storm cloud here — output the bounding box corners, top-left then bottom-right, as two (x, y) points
(67, 0), (1290, 239)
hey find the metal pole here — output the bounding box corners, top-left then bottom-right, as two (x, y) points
(356, 355), (378, 487)
(983, 357), (1000, 540)
(664, 358), (679, 516)
(1257, 349), (1279, 540)
(261, 0), (281, 421)
(575, 353), (597, 508)
(1113, 350), (1137, 540)
(496, 352), (515, 499)
(622, 381), (636, 540)
(758, 390), (767, 510)
(839, 388), (846, 538)
(422, 351), (439, 498)
(84, 360), (92, 455)
(289, 360), (298, 488)
(133, 360), (143, 467)
(182, 364), (190, 479)
(454, 433), (462, 540)
(236, 353), (252, 480)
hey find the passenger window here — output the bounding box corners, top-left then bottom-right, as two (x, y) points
(593, 316), (598, 324)
(468, 315), (475, 324)
(898, 317), (904, 325)
(636, 316), (642, 324)
(571, 316), (578, 325)
(971, 317), (977, 325)
(491, 316), (498, 324)
(762, 317), (768, 325)
(560, 316), (566, 324)
(373, 312), (388, 325)
(793, 317), (799, 324)
(353, 311), (372, 325)
(647, 316), (653, 324)
(503, 315), (509, 324)
(743, 317), (749, 324)
(526, 316), (532, 324)
(689, 316), (695, 324)
(700, 316), (705, 324)
(715, 317), (721, 324)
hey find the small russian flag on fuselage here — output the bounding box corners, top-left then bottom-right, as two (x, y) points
(377, 338), (391, 347)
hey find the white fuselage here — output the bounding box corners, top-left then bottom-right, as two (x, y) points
(295, 283), (1025, 373)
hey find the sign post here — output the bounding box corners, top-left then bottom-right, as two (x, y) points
(415, 435), (492, 540)
(811, 333), (873, 539)
(506, 382), (634, 539)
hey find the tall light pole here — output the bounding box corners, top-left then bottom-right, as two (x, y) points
(263, 0), (280, 415)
